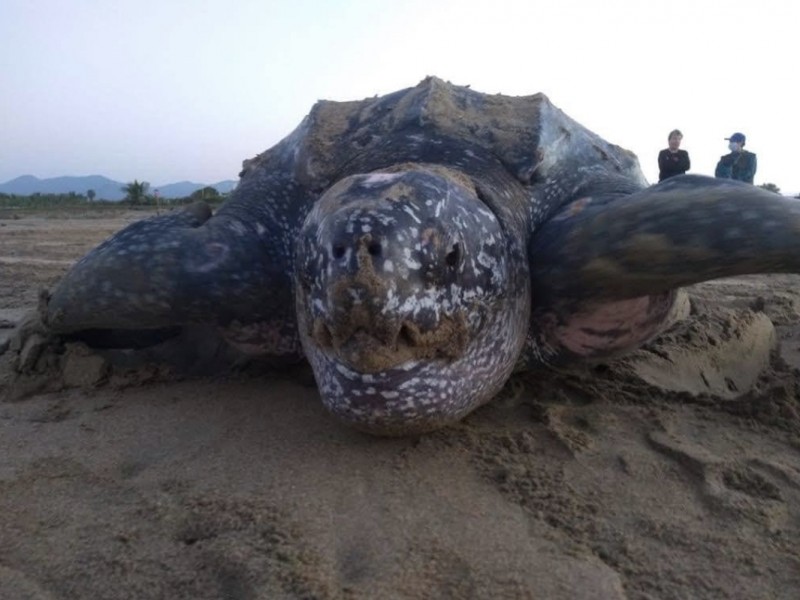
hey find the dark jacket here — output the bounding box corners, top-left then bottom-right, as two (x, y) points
(714, 150), (757, 184)
(658, 149), (690, 181)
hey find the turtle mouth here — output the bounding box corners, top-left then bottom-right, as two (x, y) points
(311, 317), (468, 373)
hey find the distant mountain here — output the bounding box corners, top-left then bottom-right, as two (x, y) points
(212, 180), (238, 194)
(0, 175), (238, 201)
(0, 175), (128, 200)
(153, 180), (238, 199)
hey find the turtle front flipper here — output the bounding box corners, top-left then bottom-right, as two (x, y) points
(48, 202), (211, 332)
(527, 174), (800, 363)
(44, 197), (301, 361)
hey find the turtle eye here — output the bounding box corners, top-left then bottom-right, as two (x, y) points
(445, 242), (461, 270)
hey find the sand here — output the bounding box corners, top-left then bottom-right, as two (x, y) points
(0, 208), (798, 599)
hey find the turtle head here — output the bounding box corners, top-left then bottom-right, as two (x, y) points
(295, 165), (530, 435)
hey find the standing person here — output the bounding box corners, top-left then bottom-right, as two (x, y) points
(714, 132), (757, 183)
(658, 129), (691, 181)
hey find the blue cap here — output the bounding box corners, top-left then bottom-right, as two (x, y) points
(725, 132), (746, 144)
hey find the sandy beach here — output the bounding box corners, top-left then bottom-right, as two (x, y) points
(1, 208), (798, 599)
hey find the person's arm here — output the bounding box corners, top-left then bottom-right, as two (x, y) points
(715, 155), (733, 179)
(657, 150), (669, 173)
(743, 153), (757, 183)
(680, 150), (691, 173)
(659, 149), (688, 179)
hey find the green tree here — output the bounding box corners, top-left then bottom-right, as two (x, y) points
(87, 189), (96, 202)
(190, 186), (221, 201)
(758, 182), (781, 194)
(122, 180), (150, 204)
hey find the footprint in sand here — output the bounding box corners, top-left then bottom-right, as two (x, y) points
(647, 430), (796, 533)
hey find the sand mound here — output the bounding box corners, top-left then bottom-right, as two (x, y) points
(620, 306), (776, 399)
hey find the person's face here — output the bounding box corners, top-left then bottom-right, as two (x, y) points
(728, 141), (742, 152)
(668, 135), (682, 151)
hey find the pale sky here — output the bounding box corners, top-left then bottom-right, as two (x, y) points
(2, 0), (797, 192)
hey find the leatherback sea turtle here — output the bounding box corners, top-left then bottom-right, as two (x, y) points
(21, 77), (800, 434)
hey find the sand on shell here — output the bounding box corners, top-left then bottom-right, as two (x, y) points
(0, 208), (799, 600)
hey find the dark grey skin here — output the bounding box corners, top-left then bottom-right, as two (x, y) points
(32, 77), (800, 435)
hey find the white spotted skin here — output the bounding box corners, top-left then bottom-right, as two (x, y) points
(295, 166), (531, 435)
(299, 290), (529, 435)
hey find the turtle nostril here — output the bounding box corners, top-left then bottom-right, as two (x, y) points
(367, 241), (382, 256)
(398, 323), (416, 347)
(445, 243), (461, 269)
(332, 244), (346, 259)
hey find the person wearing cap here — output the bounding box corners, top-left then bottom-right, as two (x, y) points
(714, 132), (757, 183)
(657, 129), (691, 181)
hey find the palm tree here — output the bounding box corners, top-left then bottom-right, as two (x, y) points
(122, 180), (150, 204)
